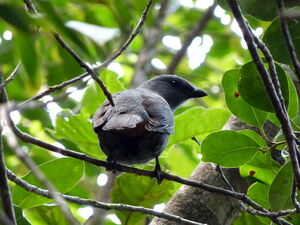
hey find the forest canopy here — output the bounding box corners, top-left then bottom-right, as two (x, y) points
(1, 0), (300, 225)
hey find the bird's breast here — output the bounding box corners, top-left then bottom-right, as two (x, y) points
(97, 130), (170, 165)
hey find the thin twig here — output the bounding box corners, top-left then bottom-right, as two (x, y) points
(13, 80), (88, 111)
(216, 165), (234, 191)
(292, 181), (300, 211)
(227, 0), (300, 189)
(270, 141), (287, 149)
(18, 73), (88, 108)
(277, 0), (300, 82)
(0, 69), (16, 225)
(3, 108), (79, 225)
(191, 136), (201, 146)
(167, 2), (217, 74)
(23, 0), (38, 14)
(6, 169), (206, 225)
(0, 63), (20, 90)
(18, 0), (153, 108)
(54, 33), (115, 106)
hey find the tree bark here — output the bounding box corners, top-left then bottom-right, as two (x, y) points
(150, 116), (278, 225)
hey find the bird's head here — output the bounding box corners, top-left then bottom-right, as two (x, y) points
(138, 75), (207, 111)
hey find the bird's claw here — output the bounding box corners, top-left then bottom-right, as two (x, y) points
(153, 157), (163, 184)
(106, 156), (117, 173)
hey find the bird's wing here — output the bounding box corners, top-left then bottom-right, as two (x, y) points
(92, 91), (146, 135)
(142, 94), (174, 135)
(92, 91), (174, 135)
(92, 100), (111, 130)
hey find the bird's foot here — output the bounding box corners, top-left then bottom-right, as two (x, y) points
(153, 157), (163, 184)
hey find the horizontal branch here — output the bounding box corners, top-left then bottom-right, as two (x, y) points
(6, 109), (287, 218)
(6, 169), (205, 225)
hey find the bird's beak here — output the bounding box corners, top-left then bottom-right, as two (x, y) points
(190, 88), (207, 98)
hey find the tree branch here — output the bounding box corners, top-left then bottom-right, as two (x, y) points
(0, 63), (20, 90)
(277, 0), (300, 82)
(167, 2), (217, 74)
(227, 0), (300, 189)
(0, 212), (14, 225)
(6, 169), (205, 225)
(0, 69), (16, 225)
(292, 181), (300, 211)
(0, 133), (16, 225)
(6, 108), (293, 221)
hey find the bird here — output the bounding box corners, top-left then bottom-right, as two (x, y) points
(92, 75), (207, 183)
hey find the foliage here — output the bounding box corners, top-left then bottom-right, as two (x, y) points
(1, 0), (300, 224)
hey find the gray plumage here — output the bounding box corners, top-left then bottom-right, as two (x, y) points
(92, 75), (207, 181)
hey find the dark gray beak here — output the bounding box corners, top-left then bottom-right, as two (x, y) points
(190, 88), (207, 98)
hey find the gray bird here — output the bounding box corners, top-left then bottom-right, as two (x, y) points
(92, 75), (207, 183)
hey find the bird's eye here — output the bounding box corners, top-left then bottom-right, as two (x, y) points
(171, 80), (178, 86)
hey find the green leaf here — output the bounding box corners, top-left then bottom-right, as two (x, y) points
(238, 61), (289, 112)
(240, 151), (279, 185)
(53, 113), (102, 159)
(238, 130), (280, 185)
(269, 161), (293, 211)
(12, 158), (84, 209)
(238, 130), (279, 185)
(111, 172), (174, 225)
(248, 182), (270, 209)
(168, 107), (231, 146)
(0, 4), (33, 32)
(166, 143), (199, 178)
(233, 211), (268, 225)
(286, 73), (299, 119)
(201, 130), (259, 167)
(238, 130), (267, 147)
(81, 69), (125, 116)
(24, 205), (70, 225)
(35, 0), (90, 55)
(222, 69), (268, 127)
(247, 182), (271, 224)
(269, 73), (299, 124)
(15, 33), (40, 89)
(85, 4), (119, 27)
(15, 206), (31, 225)
(263, 17), (300, 65)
